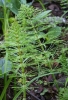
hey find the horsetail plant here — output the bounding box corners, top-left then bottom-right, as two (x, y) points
(0, 4), (62, 100)
(4, 5), (51, 100)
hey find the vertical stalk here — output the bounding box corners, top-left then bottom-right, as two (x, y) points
(3, 0), (7, 35)
(19, 55), (26, 100)
(3, 0), (9, 100)
(21, 18), (27, 100)
(37, 0), (46, 10)
(22, 70), (26, 100)
(13, 78), (17, 96)
(16, 36), (26, 99)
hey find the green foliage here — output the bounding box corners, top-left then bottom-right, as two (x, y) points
(0, 0), (67, 100)
(0, 2), (68, 99)
(0, 4), (62, 100)
(58, 48), (68, 74)
(60, 0), (68, 18)
(60, 0), (68, 8)
(45, 26), (61, 43)
(58, 87), (68, 100)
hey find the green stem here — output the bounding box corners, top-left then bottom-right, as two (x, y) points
(14, 78), (17, 96)
(4, 74), (7, 100)
(3, 0), (9, 100)
(3, 0), (7, 34)
(21, 18), (27, 100)
(16, 29), (27, 99)
(22, 72), (26, 100)
(37, 0), (46, 10)
(0, 78), (12, 100)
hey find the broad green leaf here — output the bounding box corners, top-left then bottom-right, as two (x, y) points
(9, 0), (20, 14)
(0, 0), (20, 14)
(34, 10), (51, 21)
(0, 58), (12, 76)
(45, 26), (61, 40)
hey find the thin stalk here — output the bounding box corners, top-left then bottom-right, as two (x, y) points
(37, 0), (46, 10)
(3, 0), (9, 100)
(13, 78), (17, 96)
(0, 78), (12, 100)
(21, 19), (27, 100)
(3, 0), (7, 35)
(3, 75), (7, 100)
(16, 32), (26, 100)
(22, 73), (26, 100)
(4, 51), (8, 100)
(19, 50), (26, 100)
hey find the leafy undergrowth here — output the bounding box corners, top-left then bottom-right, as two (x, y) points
(0, 0), (68, 100)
